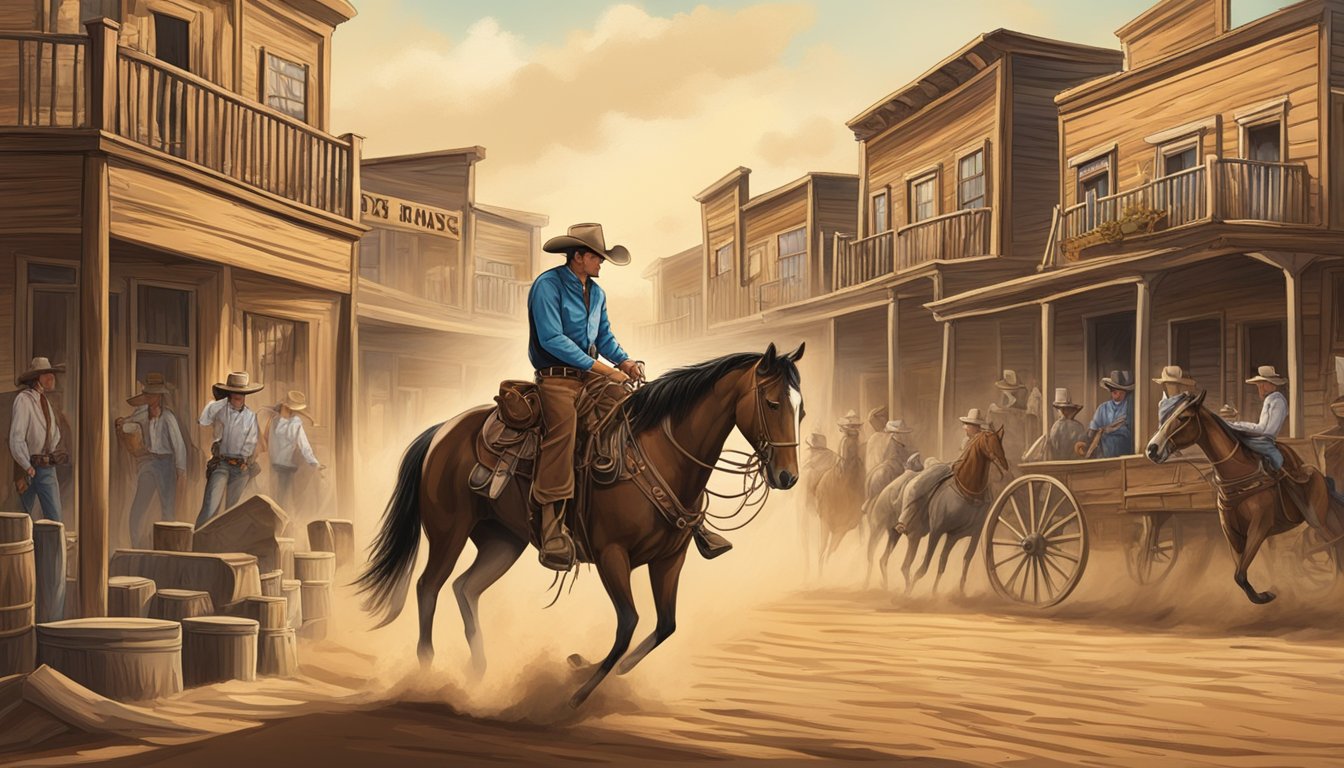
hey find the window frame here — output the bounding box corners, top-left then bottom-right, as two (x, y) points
(260, 47), (310, 123)
(712, 241), (734, 277)
(955, 141), (989, 211)
(1076, 152), (1114, 203)
(1167, 312), (1225, 405)
(905, 166), (940, 225)
(870, 190), (890, 235)
(1234, 96), (1289, 162)
(242, 310), (311, 420)
(746, 241), (766, 280)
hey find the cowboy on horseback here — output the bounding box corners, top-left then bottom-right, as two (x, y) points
(528, 223), (730, 570)
(1226, 365), (1289, 473)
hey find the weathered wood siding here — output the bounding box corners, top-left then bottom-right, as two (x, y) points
(1304, 259), (1344, 433)
(865, 66), (999, 234)
(1051, 285), (1136, 420)
(0, 0), (41, 30)
(1120, 0), (1223, 69)
(744, 187), (808, 288)
(362, 156), (474, 214)
(896, 288), (942, 453)
(1061, 26), (1321, 220)
(703, 186), (740, 261)
(240, 0), (327, 128)
(812, 176), (859, 294)
(473, 213), (530, 272)
(116, 0), (237, 89)
(0, 155), (83, 235)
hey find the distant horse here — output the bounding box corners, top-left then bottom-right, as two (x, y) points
(894, 428), (1009, 594)
(356, 344), (803, 708)
(1147, 391), (1344, 604)
(800, 442), (839, 575)
(863, 455), (925, 589)
(814, 427), (866, 569)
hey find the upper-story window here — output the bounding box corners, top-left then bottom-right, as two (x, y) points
(1077, 155), (1111, 202)
(264, 52), (309, 122)
(909, 173), (937, 223)
(714, 242), (733, 276)
(1246, 122), (1282, 162)
(1161, 143), (1198, 176)
(746, 243), (765, 280)
(958, 149), (986, 210)
(777, 227), (806, 281)
(871, 192), (889, 233)
(153, 13), (190, 71)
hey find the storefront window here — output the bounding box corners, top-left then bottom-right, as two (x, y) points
(245, 312), (309, 409)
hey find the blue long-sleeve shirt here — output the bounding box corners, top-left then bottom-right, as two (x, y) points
(1088, 396), (1134, 458)
(527, 265), (628, 371)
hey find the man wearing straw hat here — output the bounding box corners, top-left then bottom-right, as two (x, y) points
(196, 371), (263, 527)
(116, 372), (187, 547)
(9, 356), (68, 522)
(989, 369), (1038, 467)
(894, 408), (987, 535)
(1042, 388), (1087, 462)
(1227, 364), (1289, 472)
(1154, 365), (1198, 423)
(1082, 370), (1135, 459)
(262, 390), (324, 516)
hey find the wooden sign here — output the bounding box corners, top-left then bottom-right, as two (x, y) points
(360, 192), (461, 239)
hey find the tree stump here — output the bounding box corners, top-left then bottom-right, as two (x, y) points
(181, 617), (257, 687)
(152, 522), (194, 552)
(258, 628), (298, 677)
(108, 576), (156, 618)
(294, 552), (335, 584)
(281, 580), (302, 630)
(0, 514), (35, 677)
(149, 589), (215, 622)
(32, 520), (66, 623)
(260, 570), (283, 598)
(36, 618), (182, 701)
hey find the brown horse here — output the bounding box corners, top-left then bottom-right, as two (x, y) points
(356, 344), (803, 707)
(813, 427), (866, 570)
(1147, 391), (1344, 603)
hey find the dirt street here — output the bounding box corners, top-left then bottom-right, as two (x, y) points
(37, 587), (1344, 768)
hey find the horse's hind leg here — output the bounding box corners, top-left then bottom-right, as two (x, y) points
(959, 528), (982, 594)
(901, 533), (923, 593)
(570, 546), (638, 709)
(1232, 501), (1277, 604)
(912, 531), (944, 590)
(878, 529), (900, 590)
(453, 521), (526, 679)
(417, 509), (473, 666)
(932, 533), (960, 595)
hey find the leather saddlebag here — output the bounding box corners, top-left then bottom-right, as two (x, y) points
(495, 380), (541, 430)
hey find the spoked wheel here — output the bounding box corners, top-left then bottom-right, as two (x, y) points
(1125, 513), (1181, 586)
(1293, 526), (1343, 596)
(983, 475), (1088, 608)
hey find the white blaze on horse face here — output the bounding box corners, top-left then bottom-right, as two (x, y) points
(788, 385), (803, 443)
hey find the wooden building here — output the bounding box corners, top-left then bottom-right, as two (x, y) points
(0, 1), (364, 615)
(354, 148), (547, 468)
(638, 244), (703, 363)
(930, 0), (1344, 461)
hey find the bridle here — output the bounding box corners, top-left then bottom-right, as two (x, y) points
(750, 372), (800, 468)
(1159, 398), (1245, 481)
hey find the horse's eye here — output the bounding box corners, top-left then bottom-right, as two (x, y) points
(766, 399), (781, 410)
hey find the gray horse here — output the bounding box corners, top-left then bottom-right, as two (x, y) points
(864, 453), (926, 588)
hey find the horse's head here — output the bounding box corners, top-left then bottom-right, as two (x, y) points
(979, 425), (1011, 475)
(738, 342), (804, 490)
(1146, 390), (1206, 464)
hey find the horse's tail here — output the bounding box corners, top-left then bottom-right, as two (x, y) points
(356, 422), (442, 629)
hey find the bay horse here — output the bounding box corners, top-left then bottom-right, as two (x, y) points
(1147, 390), (1344, 603)
(892, 428), (1009, 594)
(813, 427), (865, 571)
(356, 344), (803, 708)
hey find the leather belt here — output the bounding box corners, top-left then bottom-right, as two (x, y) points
(29, 454), (58, 468)
(536, 366), (588, 380)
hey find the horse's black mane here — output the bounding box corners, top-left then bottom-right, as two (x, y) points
(623, 352), (800, 434)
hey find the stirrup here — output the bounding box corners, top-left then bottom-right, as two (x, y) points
(692, 526), (732, 560)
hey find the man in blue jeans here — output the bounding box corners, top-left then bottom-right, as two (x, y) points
(9, 357), (67, 522)
(117, 372), (188, 547)
(196, 371), (262, 528)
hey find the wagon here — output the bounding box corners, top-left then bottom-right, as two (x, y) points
(981, 445), (1342, 607)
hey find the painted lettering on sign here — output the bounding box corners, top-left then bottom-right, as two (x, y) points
(360, 192), (460, 239)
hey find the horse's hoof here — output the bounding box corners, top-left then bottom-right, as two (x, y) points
(567, 653), (588, 669)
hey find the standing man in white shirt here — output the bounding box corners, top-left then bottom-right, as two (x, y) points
(116, 372), (187, 547)
(9, 357), (67, 522)
(1228, 364), (1289, 472)
(263, 390), (324, 516)
(196, 371), (262, 527)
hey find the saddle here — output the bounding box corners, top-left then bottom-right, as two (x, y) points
(1216, 441), (1322, 527)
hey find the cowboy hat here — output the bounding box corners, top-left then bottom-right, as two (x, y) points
(866, 405), (889, 423)
(1051, 387), (1082, 411)
(126, 372), (170, 406)
(805, 433), (828, 449)
(904, 452), (924, 471)
(274, 390), (314, 422)
(542, 223), (631, 266)
(883, 419), (913, 434)
(1101, 370), (1135, 392)
(212, 371), (263, 400)
(837, 409), (861, 427)
(958, 408), (990, 427)
(1152, 365), (1196, 386)
(1245, 364), (1287, 386)
(16, 356), (64, 386)
(994, 369), (1026, 391)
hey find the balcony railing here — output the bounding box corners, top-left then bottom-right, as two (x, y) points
(897, 208), (992, 270)
(474, 271), (528, 317)
(640, 313), (702, 347)
(833, 230), (892, 290)
(0, 27), (357, 219)
(1047, 157), (1311, 268)
(757, 252), (809, 311)
(708, 270), (751, 324)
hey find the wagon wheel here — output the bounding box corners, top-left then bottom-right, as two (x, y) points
(1293, 526), (1342, 595)
(1124, 513), (1181, 586)
(983, 475), (1088, 607)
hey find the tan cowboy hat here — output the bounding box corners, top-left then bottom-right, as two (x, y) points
(126, 372), (170, 406)
(1152, 365), (1196, 386)
(16, 356), (65, 386)
(994, 369), (1026, 391)
(1051, 387), (1082, 412)
(837, 409), (861, 427)
(275, 390), (314, 422)
(883, 419), (913, 434)
(212, 371), (263, 400)
(1245, 364), (1287, 386)
(958, 408), (990, 427)
(542, 223), (631, 266)
(1101, 370), (1135, 392)
(904, 452), (924, 471)
(866, 405), (889, 422)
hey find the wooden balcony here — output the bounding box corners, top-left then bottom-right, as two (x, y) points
(1047, 157), (1311, 268)
(473, 271), (529, 317)
(833, 230), (892, 290)
(708, 270), (751, 324)
(0, 28), (357, 220)
(756, 252), (810, 311)
(897, 208), (992, 270)
(640, 312), (702, 347)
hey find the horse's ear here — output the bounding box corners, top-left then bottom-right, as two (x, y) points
(759, 343), (778, 376)
(1194, 389), (1207, 409)
(787, 342), (805, 362)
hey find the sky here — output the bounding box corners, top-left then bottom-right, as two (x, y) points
(330, 0), (1292, 320)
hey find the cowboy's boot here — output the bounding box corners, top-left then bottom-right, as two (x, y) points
(692, 524), (732, 559)
(539, 501), (575, 571)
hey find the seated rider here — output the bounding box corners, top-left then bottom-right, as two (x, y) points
(527, 223), (731, 571)
(1227, 365), (1289, 473)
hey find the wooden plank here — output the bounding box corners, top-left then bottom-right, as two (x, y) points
(0, 154), (82, 233)
(1120, 0), (1222, 69)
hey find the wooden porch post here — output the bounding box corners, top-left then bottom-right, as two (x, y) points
(887, 289), (899, 419)
(1040, 301), (1055, 439)
(78, 17), (118, 618)
(336, 293), (357, 518)
(938, 321), (954, 460)
(1285, 263), (1304, 438)
(1134, 279), (1152, 454)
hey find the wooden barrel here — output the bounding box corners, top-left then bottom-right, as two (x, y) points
(181, 617), (257, 687)
(0, 525), (36, 677)
(277, 537), (295, 581)
(307, 520), (334, 554)
(108, 576), (156, 618)
(281, 580), (302, 630)
(32, 520), (66, 623)
(149, 589), (215, 622)
(36, 618), (182, 701)
(62, 578), (77, 621)
(298, 617), (327, 642)
(299, 580), (331, 624)
(152, 522), (194, 553)
(229, 596), (286, 631)
(64, 533), (77, 581)
(257, 627), (298, 677)
(260, 570), (283, 598)
(294, 552), (335, 584)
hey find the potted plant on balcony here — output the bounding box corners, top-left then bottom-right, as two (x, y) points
(1099, 204), (1168, 243)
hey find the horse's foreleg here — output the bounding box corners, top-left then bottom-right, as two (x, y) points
(959, 529), (982, 595)
(912, 531), (944, 589)
(570, 547), (638, 709)
(932, 533), (959, 594)
(617, 548), (687, 676)
(452, 524), (525, 679)
(878, 529), (900, 590)
(1233, 499), (1277, 604)
(901, 533), (922, 593)
(417, 514), (473, 667)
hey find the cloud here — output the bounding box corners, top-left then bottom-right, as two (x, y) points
(757, 115), (846, 167)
